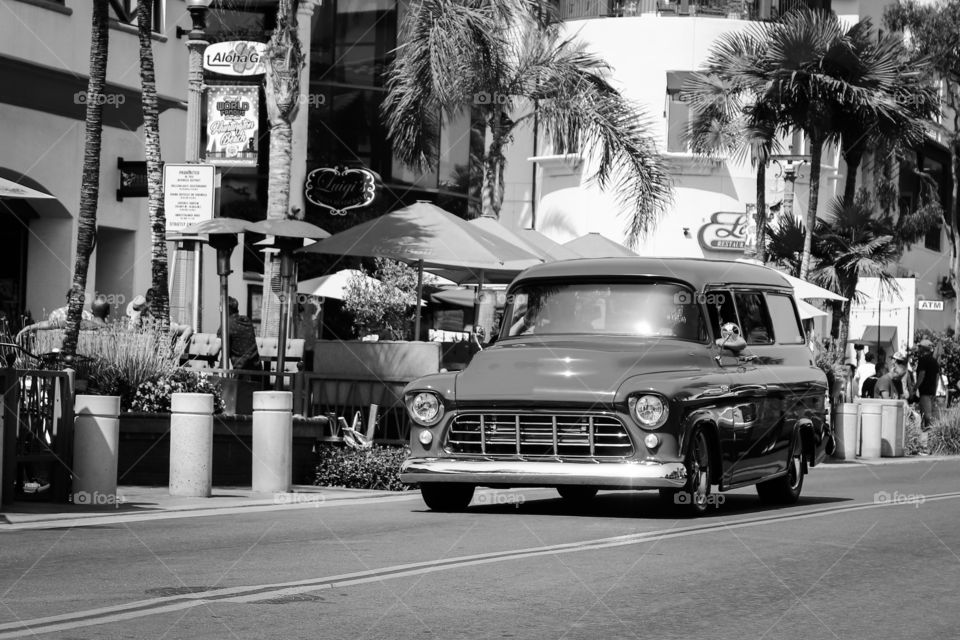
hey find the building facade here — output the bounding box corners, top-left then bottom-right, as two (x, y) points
(497, 0), (955, 341)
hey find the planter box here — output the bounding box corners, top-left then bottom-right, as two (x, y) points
(313, 340), (441, 381)
(118, 413), (333, 486)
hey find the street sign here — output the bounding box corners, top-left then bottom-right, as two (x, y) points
(203, 41), (268, 76)
(163, 164), (215, 234)
(918, 299), (944, 311)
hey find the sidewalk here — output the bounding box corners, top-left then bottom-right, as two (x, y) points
(0, 485), (417, 529)
(821, 454), (960, 467)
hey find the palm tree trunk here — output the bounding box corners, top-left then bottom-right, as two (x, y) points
(62, 0), (109, 358)
(952, 147), (960, 334)
(799, 139), (823, 281)
(138, 0), (169, 330)
(480, 113), (502, 219)
(266, 121), (293, 220)
(755, 162), (766, 263)
(842, 148), (863, 209)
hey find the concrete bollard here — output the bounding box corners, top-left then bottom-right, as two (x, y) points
(880, 400), (906, 457)
(835, 403), (860, 461)
(73, 395), (121, 505)
(252, 391), (293, 493)
(169, 393), (214, 497)
(859, 401), (883, 459)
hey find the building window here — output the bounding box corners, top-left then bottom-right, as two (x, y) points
(114, 0), (163, 33)
(665, 70), (693, 153)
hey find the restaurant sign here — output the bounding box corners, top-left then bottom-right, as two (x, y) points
(203, 41), (268, 76)
(205, 85), (258, 167)
(305, 166), (379, 215)
(698, 211), (747, 252)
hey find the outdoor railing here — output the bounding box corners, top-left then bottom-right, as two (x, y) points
(298, 373), (410, 445)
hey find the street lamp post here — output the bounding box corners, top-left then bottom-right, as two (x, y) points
(771, 154), (810, 226)
(174, 0), (212, 331)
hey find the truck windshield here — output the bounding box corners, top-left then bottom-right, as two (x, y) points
(501, 281), (705, 342)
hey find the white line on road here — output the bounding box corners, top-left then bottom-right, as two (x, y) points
(2, 491), (959, 639)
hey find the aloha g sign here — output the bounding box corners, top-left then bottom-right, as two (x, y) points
(305, 166), (379, 215)
(203, 41), (268, 76)
(698, 211), (748, 252)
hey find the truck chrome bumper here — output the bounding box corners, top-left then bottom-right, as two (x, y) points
(400, 458), (688, 489)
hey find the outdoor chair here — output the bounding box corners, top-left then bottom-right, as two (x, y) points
(180, 333), (222, 369)
(256, 337), (305, 384)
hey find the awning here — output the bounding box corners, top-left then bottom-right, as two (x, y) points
(855, 326), (898, 345)
(0, 176), (54, 199)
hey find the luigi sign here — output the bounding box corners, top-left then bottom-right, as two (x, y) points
(698, 211), (748, 252)
(305, 166), (380, 216)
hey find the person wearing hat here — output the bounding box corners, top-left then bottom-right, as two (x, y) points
(126, 294), (151, 328)
(875, 353), (907, 399)
(914, 338), (940, 429)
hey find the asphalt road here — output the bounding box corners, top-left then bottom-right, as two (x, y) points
(1, 459), (958, 640)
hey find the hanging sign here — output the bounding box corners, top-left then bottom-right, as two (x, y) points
(116, 157), (149, 201)
(205, 85), (259, 166)
(203, 41), (268, 76)
(698, 211), (747, 252)
(918, 300), (944, 311)
(163, 164), (215, 234)
(304, 166), (379, 215)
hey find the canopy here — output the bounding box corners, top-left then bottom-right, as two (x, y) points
(516, 229), (583, 261)
(0, 176), (54, 199)
(734, 258), (846, 301)
(563, 233), (637, 258)
(855, 325), (898, 346)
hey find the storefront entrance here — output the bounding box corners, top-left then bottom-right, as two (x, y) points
(0, 198), (31, 334)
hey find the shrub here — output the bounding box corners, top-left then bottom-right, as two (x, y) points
(130, 368), (226, 414)
(928, 407), (960, 455)
(30, 322), (188, 408)
(342, 258), (420, 340)
(313, 444), (411, 491)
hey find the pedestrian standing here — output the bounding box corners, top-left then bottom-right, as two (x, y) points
(914, 338), (940, 430)
(855, 352), (876, 398)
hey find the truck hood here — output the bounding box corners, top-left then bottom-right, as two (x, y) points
(454, 339), (705, 406)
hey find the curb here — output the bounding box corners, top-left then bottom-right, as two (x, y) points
(821, 454), (960, 468)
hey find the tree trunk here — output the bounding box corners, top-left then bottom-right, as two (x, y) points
(138, 0), (169, 330)
(842, 148), (863, 209)
(480, 113), (502, 219)
(799, 139), (823, 281)
(755, 161), (766, 263)
(62, 0), (109, 358)
(952, 147), (960, 334)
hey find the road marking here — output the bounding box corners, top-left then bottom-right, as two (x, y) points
(0, 494), (424, 531)
(2, 491), (959, 638)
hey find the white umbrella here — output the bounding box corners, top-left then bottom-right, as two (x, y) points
(797, 298), (828, 320)
(0, 177), (54, 199)
(298, 269), (426, 305)
(735, 259), (846, 301)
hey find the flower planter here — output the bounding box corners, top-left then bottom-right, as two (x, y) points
(117, 413), (333, 486)
(313, 340), (441, 381)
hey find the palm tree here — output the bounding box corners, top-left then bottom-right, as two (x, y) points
(765, 210), (809, 278)
(138, 0), (169, 330)
(383, 0), (671, 247)
(261, 0), (304, 335)
(63, 0), (109, 358)
(684, 27), (782, 262)
(812, 196), (900, 351)
(834, 20), (938, 208)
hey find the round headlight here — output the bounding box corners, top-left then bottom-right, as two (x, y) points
(408, 392), (444, 426)
(631, 395), (668, 428)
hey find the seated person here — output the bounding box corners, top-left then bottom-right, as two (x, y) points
(16, 289), (97, 341)
(218, 296), (260, 370)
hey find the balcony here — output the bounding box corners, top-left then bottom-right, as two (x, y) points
(556, 0), (831, 21)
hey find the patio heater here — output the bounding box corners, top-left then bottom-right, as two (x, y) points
(246, 219), (329, 390)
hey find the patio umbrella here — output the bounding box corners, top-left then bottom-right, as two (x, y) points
(183, 217), (255, 369)
(298, 269), (427, 304)
(734, 259), (846, 301)
(247, 219), (330, 388)
(515, 229), (583, 261)
(300, 201), (540, 339)
(797, 298), (828, 320)
(563, 232), (638, 258)
(0, 176), (54, 199)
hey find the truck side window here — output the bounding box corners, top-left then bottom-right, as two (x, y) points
(765, 293), (805, 344)
(734, 292), (774, 345)
(705, 290), (737, 340)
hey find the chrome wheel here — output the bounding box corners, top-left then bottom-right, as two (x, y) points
(674, 429), (712, 515)
(757, 435), (804, 505)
